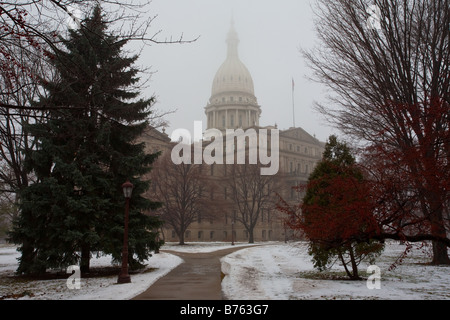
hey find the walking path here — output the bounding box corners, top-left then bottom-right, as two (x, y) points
(132, 246), (256, 300)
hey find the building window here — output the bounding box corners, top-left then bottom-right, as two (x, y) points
(198, 231), (203, 240)
(239, 97), (243, 102)
(230, 96), (234, 102)
(230, 115), (234, 126)
(222, 116), (226, 127)
(185, 230), (191, 239)
(239, 115), (242, 126)
(210, 231), (215, 240)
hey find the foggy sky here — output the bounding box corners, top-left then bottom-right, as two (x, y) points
(138, 0), (336, 142)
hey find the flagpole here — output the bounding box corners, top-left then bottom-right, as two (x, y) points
(292, 78), (295, 128)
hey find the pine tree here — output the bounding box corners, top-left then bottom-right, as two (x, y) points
(10, 5), (162, 275)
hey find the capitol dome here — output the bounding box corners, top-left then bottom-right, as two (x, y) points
(211, 22), (255, 98)
(205, 21), (261, 131)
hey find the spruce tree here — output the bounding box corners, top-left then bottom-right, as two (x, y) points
(10, 5), (162, 275)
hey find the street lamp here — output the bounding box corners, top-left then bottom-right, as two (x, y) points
(118, 179), (133, 284)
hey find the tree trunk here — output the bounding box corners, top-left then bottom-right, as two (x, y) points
(348, 245), (361, 280)
(431, 240), (450, 265)
(248, 229), (254, 243)
(338, 251), (352, 279)
(429, 203), (450, 265)
(338, 247), (361, 280)
(178, 231), (185, 245)
(80, 244), (90, 274)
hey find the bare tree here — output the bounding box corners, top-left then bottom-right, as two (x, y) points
(149, 151), (217, 245)
(0, 174), (19, 238)
(0, 22), (54, 219)
(227, 163), (280, 243)
(0, 38), (50, 185)
(0, 0), (197, 111)
(303, 0), (449, 263)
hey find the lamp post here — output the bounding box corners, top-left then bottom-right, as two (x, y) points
(118, 180), (133, 284)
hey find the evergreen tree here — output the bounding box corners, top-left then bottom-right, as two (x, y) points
(10, 5), (162, 275)
(301, 135), (383, 280)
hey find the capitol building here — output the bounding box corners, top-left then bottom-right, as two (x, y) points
(143, 21), (325, 243)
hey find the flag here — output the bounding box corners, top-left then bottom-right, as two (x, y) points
(292, 78), (296, 128)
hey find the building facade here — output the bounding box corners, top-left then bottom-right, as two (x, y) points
(143, 22), (325, 243)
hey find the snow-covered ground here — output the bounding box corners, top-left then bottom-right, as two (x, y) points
(0, 242), (252, 300)
(0, 245), (182, 300)
(0, 241), (448, 300)
(221, 242), (450, 300)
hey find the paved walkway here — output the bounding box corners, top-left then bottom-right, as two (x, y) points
(132, 246), (256, 300)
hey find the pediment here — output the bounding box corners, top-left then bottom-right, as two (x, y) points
(280, 127), (323, 146)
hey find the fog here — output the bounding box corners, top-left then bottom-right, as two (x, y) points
(138, 0), (336, 142)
